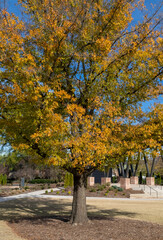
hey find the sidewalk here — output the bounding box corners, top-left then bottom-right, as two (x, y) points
(0, 221), (26, 240)
(0, 188), (60, 203)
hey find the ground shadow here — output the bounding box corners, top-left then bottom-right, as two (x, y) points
(0, 197), (138, 224)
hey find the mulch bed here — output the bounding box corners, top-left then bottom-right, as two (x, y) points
(8, 216), (163, 240)
(0, 183), (144, 198)
(45, 184), (144, 198)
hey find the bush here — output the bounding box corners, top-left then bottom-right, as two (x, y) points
(155, 175), (163, 185)
(117, 187), (123, 192)
(29, 179), (57, 184)
(97, 185), (106, 191)
(0, 174), (7, 185)
(45, 190), (48, 194)
(64, 172), (73, 188)
(106, 182), (110, 187)
(89, 188), (96, 192)
(112, 176), (117, 183)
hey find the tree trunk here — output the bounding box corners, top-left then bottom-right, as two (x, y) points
(144, 155), (150, 177)
(120, 162), (125, 177)
(134, 161), (139, 176)
(117, 164), (121, 176)
(125, 163), (129, 178)
(150, 157), (156, 177)
(70, 173), (88, 224)
(130, 164), (134, 176)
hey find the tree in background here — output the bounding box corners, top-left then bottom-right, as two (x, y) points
(0, 0), (162, 223)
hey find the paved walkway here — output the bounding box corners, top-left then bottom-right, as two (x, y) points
(0, 221), (25, 240)
(0, 188), (60, 203)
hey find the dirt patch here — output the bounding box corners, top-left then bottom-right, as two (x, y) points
(8, 217), (163, 240)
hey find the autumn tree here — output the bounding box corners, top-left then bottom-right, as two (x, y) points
(135, 103), (163, 177)
(0, 0), (162, 223)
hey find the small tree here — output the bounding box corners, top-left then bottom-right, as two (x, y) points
(64, 172), (73, 188)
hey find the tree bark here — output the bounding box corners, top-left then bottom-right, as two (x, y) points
(144, 155), (150, 177)
(70, 173), (88, 224)
(120, 162), (125, 177)
(117, 164), (121, 176)
(125, 163), (129, 178)
(134, 161), (139, 176)
(150, 157), (156, 177)
(130, 164), (134, 176)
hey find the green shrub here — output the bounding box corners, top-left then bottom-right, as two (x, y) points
(29, 179), (57, 184)
(51, 189), (53, 193)
(109, 187), (114, 191)
(0, 174), (7, 185)
(104, 193), (108, 196)
(97, 185), (105, 191)
(112, 185), (118, 189)
(112, 176), (117, 183)
(45, 190), (48, 194)
(89, 188), (96, 192)
(56, 191), (60, 194)
(0, 174), (2, 184)
(68, 191), (71, 195)
(64, 172), (73, 188)
(117, 187), (123, 192)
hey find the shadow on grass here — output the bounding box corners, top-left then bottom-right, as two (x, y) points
(0, 198), (137, 224)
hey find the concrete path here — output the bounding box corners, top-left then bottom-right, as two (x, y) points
(0, 221), (25, 240)
(0, 188), (60, 203)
